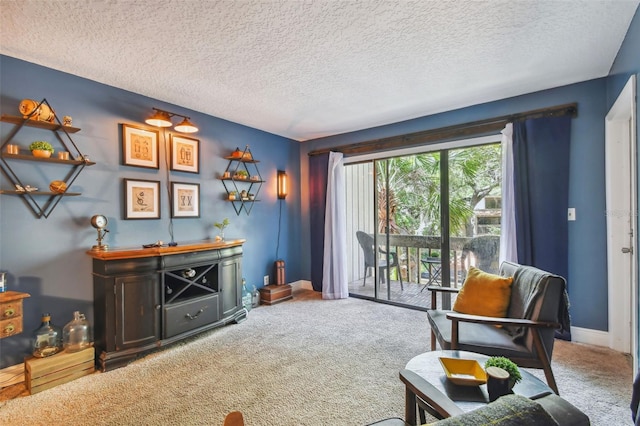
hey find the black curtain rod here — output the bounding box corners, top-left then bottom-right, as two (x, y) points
(308, 102), (577, 157)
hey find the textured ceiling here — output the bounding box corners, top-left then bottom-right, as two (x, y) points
(1, 1), (638, 141)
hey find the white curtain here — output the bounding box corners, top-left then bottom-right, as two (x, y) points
(322, 151), (348, 299)
(500, 123), (518, 264)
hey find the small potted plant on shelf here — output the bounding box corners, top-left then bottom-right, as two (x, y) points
(214, 218), (230, 241)
(233, 170), (249, 180)
(484, 356), (522, 389)
(29, 141), (54, 158)
(228, 191), (237, 201)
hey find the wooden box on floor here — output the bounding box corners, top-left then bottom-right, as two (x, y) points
(25, 347), (95, 395)
(259, 284), (292, 305)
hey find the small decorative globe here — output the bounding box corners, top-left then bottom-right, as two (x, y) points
(49, 180), (67, 194)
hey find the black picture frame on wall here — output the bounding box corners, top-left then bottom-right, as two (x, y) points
(170, 134), (200, 174)
(171, 181), (200, 218)
(123, 178), (161, 219)
(122, 124), (160, 169)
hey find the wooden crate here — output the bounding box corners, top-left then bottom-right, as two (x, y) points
(259, 284), (292, 305)
(25, 347), (95, 394)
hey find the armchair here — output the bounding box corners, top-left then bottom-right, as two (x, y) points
(426, 261), (569, 395)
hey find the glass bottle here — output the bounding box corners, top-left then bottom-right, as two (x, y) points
(63, 311), (92, 353)
(32, 313), (62, 358)
(241, 278), (252, 312)
(250, 284), (260, 308)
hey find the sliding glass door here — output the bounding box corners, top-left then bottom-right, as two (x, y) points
(346, 140), (502, 309)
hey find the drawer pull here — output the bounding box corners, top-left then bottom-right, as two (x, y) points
(4, 308), (15, 317)
(3, 324), (15, 334)
(185, 309), (204, 320)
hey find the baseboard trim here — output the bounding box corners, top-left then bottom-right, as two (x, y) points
(288, 283), (615, 348)
(570, 326), (610, 348)
(290, 280), (313, 291)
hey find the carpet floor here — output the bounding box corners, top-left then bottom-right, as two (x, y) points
(0, 288), (634, 425)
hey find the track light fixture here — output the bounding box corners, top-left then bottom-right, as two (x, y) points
(145, 107), (198, 133)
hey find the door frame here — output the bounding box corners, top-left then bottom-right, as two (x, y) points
(606, 74), (637, 371)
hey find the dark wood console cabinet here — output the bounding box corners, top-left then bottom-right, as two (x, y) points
(88, 240), (246, 371)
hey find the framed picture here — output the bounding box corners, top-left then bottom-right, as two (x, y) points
(124, 179), (161, 219)
(122, 124), (160, 169)
(171, 182), (200, 218)
(170, 135), (200, 174)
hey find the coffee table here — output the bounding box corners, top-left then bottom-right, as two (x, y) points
(401, 350), (552, 425)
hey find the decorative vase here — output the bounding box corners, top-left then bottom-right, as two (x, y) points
(63, 311), (92, 353)
(32, 313), (62, 357)
(242, 279), (252, 312)
(32, 149), (52, 158)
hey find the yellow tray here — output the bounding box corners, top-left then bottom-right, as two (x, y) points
(439, 357), (487, 386)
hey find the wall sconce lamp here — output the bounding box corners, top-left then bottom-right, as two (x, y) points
(277, 170), (288, 200)
(145, 107), (198, 133)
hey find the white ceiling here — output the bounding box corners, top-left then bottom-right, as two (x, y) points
(1, 1), (638, 142)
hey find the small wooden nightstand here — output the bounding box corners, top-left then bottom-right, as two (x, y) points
(0, 291), (30, 339)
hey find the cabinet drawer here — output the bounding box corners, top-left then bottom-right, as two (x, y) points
(164, 294), (219, 338)
(0, 300), (23, 319)
(162, 250), (220, 268)
(0, 317), (23, 337)
(93, 257), (158, 275)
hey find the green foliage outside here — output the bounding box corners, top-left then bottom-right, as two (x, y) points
(375, 143), (502, 238)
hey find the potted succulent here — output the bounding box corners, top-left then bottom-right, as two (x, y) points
(485, 356), (522, 389)
(228, 191), (237, 201)
(234, 170), (249, 180)
(29, 141), (54, 158)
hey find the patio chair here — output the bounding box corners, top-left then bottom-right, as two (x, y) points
(356, 231), (403, 290)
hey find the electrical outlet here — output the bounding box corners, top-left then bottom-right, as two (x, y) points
(568, 208), (576, 221)
(263, 275), (269, 286)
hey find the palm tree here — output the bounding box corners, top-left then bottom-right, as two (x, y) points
(376, 144), (501, 238)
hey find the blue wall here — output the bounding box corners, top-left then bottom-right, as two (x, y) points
(2, 8), (639, 368)
(299, 6), (640, 336)
(0, 55), (302, 368)
(301, 79), (609, 333)
(607, 6), (640, 361)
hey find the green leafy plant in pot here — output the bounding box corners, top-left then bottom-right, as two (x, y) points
(484, 356), (522, 389)
(29, 141), (54, 158)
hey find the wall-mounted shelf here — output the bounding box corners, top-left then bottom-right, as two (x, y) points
(0, 99), (95, 218)
(221, 146), (263, 216)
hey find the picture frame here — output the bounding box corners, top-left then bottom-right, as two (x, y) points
(171, 182), (200, 218)
(123, 178), (161, 219)
(170, 135), (200, 174)
(122, 124), (160, 169)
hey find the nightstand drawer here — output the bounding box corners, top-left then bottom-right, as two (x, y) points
(0, 317), (23, 337)
(0, 291), (30, 339)
(1, 300), (23, 319)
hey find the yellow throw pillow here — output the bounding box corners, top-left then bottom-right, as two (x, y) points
(452, 267), (514, 317)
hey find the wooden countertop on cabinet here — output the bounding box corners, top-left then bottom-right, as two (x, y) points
(86, 239), (246, 260)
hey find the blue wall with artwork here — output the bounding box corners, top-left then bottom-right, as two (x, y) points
(0, 55), (302, 368)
